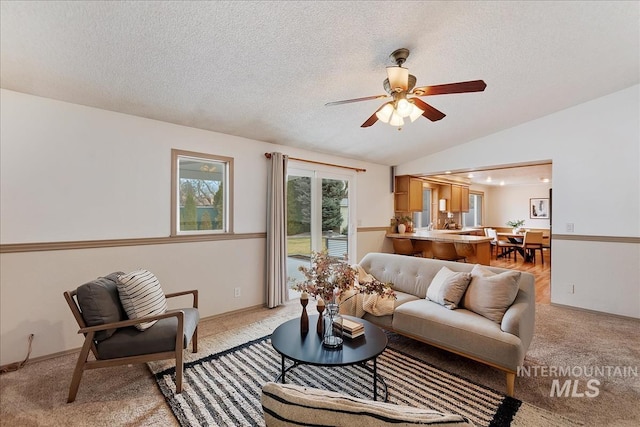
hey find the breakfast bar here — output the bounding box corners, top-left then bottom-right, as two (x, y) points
(386, 230), (493, 265)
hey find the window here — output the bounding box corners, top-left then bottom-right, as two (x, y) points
(413, 187), (432, 228)
(462, 191), (483, 227)
(171, 149), (233, 235)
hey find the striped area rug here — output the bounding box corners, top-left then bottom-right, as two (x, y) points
(154, 335), (520, 427)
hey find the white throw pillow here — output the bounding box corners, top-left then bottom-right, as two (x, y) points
(462, 265), (521, 323)
(117, 269), (167, 331)
(426, 266), (472, 309)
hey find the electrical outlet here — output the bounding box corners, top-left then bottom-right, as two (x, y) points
(566, 223), (574, 233)
(568, 284), (575, 294)
(234, 287), (241, 298)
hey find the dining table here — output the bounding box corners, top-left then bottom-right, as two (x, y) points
(497, 232), (549, 261)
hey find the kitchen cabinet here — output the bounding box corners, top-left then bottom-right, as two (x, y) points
(440, 183), (470, 213)
(394, 176), (423, 212)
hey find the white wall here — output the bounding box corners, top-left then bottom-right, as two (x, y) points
(0, 89), (393, 364)
(484, 184), (551, 229)
(398, 85), (640, 318)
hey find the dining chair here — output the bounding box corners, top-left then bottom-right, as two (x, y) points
(485, 228), (499, 259)
(522, 231), (545, 264)
(487, 228), (517, 259)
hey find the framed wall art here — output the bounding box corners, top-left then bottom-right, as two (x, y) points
(530, 198), (549, 219)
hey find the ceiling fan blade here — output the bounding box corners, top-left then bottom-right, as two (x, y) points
(412, 98), (446, 121)
(361, 111), (380, 128)
(325, 94), (389, 107)
(412, 80), (487, 97)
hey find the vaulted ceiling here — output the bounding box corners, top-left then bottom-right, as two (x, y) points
(1, 1), (638, 167)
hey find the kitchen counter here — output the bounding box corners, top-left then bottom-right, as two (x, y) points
(386, 230), (492, 265)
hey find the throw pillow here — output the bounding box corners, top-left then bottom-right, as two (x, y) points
(117, 269), (167, 331)
(426, 266), (472, 309)
(76, 272), (126, 341)
(262, 382), (474, 426)
(462, 265), (521, 323)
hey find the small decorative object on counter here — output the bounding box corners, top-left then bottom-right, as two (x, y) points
(300, 292), (309, 334)
(316, 298), (325, 336)
(397, 223), (406, 234)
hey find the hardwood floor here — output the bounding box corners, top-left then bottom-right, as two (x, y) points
(489, 247), (551, 303)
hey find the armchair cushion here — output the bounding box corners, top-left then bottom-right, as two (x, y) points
(117, 270), (168, 331)
(95, 307), (199, 359)
(76, 272), (126, 341)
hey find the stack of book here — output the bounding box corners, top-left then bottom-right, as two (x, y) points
(339, 318), (365, 339)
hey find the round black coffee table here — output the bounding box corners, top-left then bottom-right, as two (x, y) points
(271, 314), (388, 401)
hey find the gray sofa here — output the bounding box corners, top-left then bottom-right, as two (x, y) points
(353, 252), (535, 397)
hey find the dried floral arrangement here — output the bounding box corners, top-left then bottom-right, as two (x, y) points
(290, 250), (395, 304)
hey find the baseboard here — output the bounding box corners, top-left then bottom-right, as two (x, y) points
(0, 303), (269, 372)
(550, 302), (639, 321)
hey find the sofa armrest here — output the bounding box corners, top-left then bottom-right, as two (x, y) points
(500, 277), (535, 351)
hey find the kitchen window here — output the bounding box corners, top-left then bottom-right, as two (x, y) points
(462, 191), (483, 227)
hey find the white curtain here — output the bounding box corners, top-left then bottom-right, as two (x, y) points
(266, 152), (289, 308)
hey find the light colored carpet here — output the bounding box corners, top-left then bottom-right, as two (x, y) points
(1, 301), (638, 426)
(151, 336), (531, 426)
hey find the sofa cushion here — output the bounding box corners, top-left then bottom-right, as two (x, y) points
(361, 290), (419, 328)
(426, 266), (471, 309)
(117, 269), (168, 331)
(393, 300), (525, 371)
(261, 382), (474, 426)
(462, 265), (521, 323)
(76, 272), (126, 341)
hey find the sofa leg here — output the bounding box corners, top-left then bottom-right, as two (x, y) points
(506, 372), (515, 397)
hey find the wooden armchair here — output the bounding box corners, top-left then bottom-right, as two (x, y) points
(63, 272), (199, 403)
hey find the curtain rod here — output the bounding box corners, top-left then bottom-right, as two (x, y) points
(264, 153), (366, 172)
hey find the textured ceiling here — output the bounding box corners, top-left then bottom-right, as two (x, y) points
(1, 1), (638, 167)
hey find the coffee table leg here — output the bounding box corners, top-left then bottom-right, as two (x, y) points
(281, 355), (286, 384)
(373, 358), (378, 401)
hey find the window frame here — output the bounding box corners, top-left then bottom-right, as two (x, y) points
(170, 149), (234, 236)
(462, 190), (484, 227)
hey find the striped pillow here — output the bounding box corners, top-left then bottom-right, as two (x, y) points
(117, 270), (167, 331)
(261, 382), (474, 426)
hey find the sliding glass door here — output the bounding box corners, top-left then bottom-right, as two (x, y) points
(286, 166), (355, 296)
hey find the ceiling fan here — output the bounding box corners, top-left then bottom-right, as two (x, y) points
(325, 48), (486, 128)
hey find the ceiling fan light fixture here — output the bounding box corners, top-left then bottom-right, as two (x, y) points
(408, 103), (424, 122)
(389, 110), (404, 127)
(375, 103), (395, 123)
(386, 66), (408, 91)
(396, 98), (412, 117)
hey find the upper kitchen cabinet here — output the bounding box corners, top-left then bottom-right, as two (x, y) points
(395, 175), (423, 212)
(440, 183), (470, 213)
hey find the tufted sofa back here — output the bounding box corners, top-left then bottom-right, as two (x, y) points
(358, 253), (526, 298)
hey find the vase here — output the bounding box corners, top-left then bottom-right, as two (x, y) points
(300, 295), (309, 334)
(322, 303), (343, 349)
(397, 223), (406, 234)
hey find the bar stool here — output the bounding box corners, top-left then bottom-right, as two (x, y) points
(431, 241), (467, 262)
(392, 239), (423, 257)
